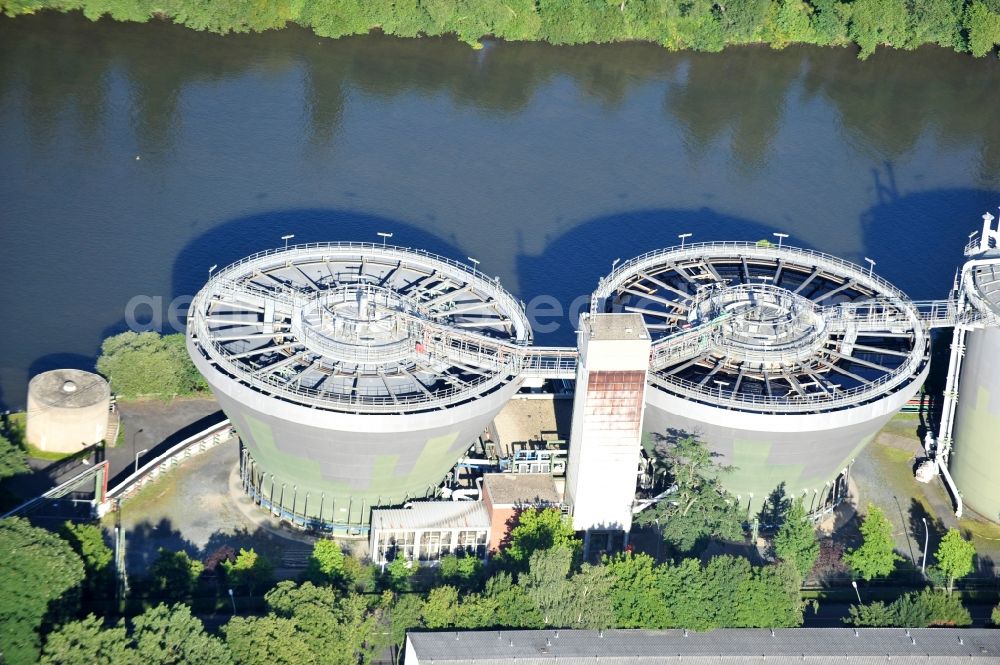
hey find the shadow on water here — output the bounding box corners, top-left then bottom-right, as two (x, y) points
(516, 206), (810, 345)
(857, 171), (1000, 300)
(170, 208), (472, 301)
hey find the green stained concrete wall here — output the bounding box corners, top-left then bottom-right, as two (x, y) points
(950, 327), (1000, 523)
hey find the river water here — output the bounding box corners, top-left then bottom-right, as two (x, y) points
(1, 13), (999, 409)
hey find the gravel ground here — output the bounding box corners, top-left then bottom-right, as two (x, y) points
(108, 439), (316, 577)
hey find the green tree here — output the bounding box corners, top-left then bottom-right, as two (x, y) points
(845, 600), (896, 626)
(222, 547), (273, 597)
(224, 615), (317, 665)
(39, 615), (133, 665)
(262, 581), (385, 664)
(482, 572), (543, 628)
(772, 499), (819, 578)
(846, 589), (971, 627)
(991, 602), (1000, 626)
(383, 557), (415, 592)
(147, 548), (203, 601)
(96, 331), (207, 399)
(844, 504), (901, 580)
(60, 521), (114, 599)
(520, 546), (575, 626)
(637, 436), (743, 555)
(500, 507), (580, 570)
(383, 591), (424, 663)
(131, 603), (232, 665)
(891, 588), (971, 627)
(567, 562), (615, 628)
(421, 585), (461, 629)
(848, 0), (911, 57)
(0, 431), (28, 481)
(932, 528), (975, 594)
(965, 1), (1000, 56)
(437, 552), (483, 592)
(0, 517), (86, 665)
(606, 553), (669, 628)
(305, 539), (346, 587)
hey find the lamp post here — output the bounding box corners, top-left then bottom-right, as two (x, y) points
(921, 517), (930, 576)
(377, 231), (393, 247)
(208, 264), (217, 280)
(282, 234), (295, 251)
(612, 257), (621, 271)
(654, 518), (662, 563)
(678, 233), (692, 249)
(713, 380), (729, 400)
(228, 588), (236, 614)
(864, 256), (876, 278)
(773, 232), (789, 248)
(134, 448), (148, 474)
(467, 257), (480, 276)
(851, 580), (862, 604)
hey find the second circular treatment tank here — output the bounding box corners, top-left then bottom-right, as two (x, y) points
(593, 241), (930, 512)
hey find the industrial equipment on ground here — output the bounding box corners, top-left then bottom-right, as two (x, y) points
(592, 242), (931, 512)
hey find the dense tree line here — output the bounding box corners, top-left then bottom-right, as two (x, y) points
(1, 0), (999, 58)
(96, 331), (207, 400)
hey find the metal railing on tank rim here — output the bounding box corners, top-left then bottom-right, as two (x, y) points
(205, 241), (532, 343)
(592, 241), (917, 307)
(193, 319), (519, 414)
(648, 348), (928, 415)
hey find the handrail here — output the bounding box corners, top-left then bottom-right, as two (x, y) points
(594, 242), (913, 305)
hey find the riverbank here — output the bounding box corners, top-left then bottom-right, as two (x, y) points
(3, 1), (999, 59)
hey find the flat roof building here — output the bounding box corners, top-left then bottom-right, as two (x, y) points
(405, 628), (1000, 665)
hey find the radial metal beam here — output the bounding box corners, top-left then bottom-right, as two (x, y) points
(623, 287), (689, 310)
(624, 305), (685, 319)
(774, 259), (784, 285)
(849, 343), (911, 358)
(424, 284), (471, 309)
(825, 349), (892, 373)
(640, 272), (690, 299)
(813, 280), (856, 304)
(793, 267), (820, 294)
(816, 359), (868, 384)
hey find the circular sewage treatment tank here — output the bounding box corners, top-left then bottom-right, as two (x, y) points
(26, 369), (111, 453)
(187, 244), (531, 528)
(593, 242), (930, 511)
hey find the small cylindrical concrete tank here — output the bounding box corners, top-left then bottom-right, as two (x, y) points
(949, 233), (1000, 522)
(26, 369), (110, 453)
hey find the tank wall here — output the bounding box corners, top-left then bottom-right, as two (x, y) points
(950, 326), (1000, 522)
(25, 395), (110, 453)
(643, 370), (925, 512)
(196, 348), (521, 525)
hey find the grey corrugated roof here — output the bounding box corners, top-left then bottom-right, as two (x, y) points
(371, 501), (490, 531)
(406, 629), (1000, 664)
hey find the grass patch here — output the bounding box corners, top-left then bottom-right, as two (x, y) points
(959, 516), (1000, 550)
(880, 413), (922, 440)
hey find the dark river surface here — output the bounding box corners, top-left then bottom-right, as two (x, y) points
(2, 13), (1000, 409)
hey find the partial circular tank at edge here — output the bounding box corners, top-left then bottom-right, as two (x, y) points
(187, 243), (532, 528)
(949, 257), (1000, 522)
(593, 242), (930, 511)
(26, 369), (111, 453)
